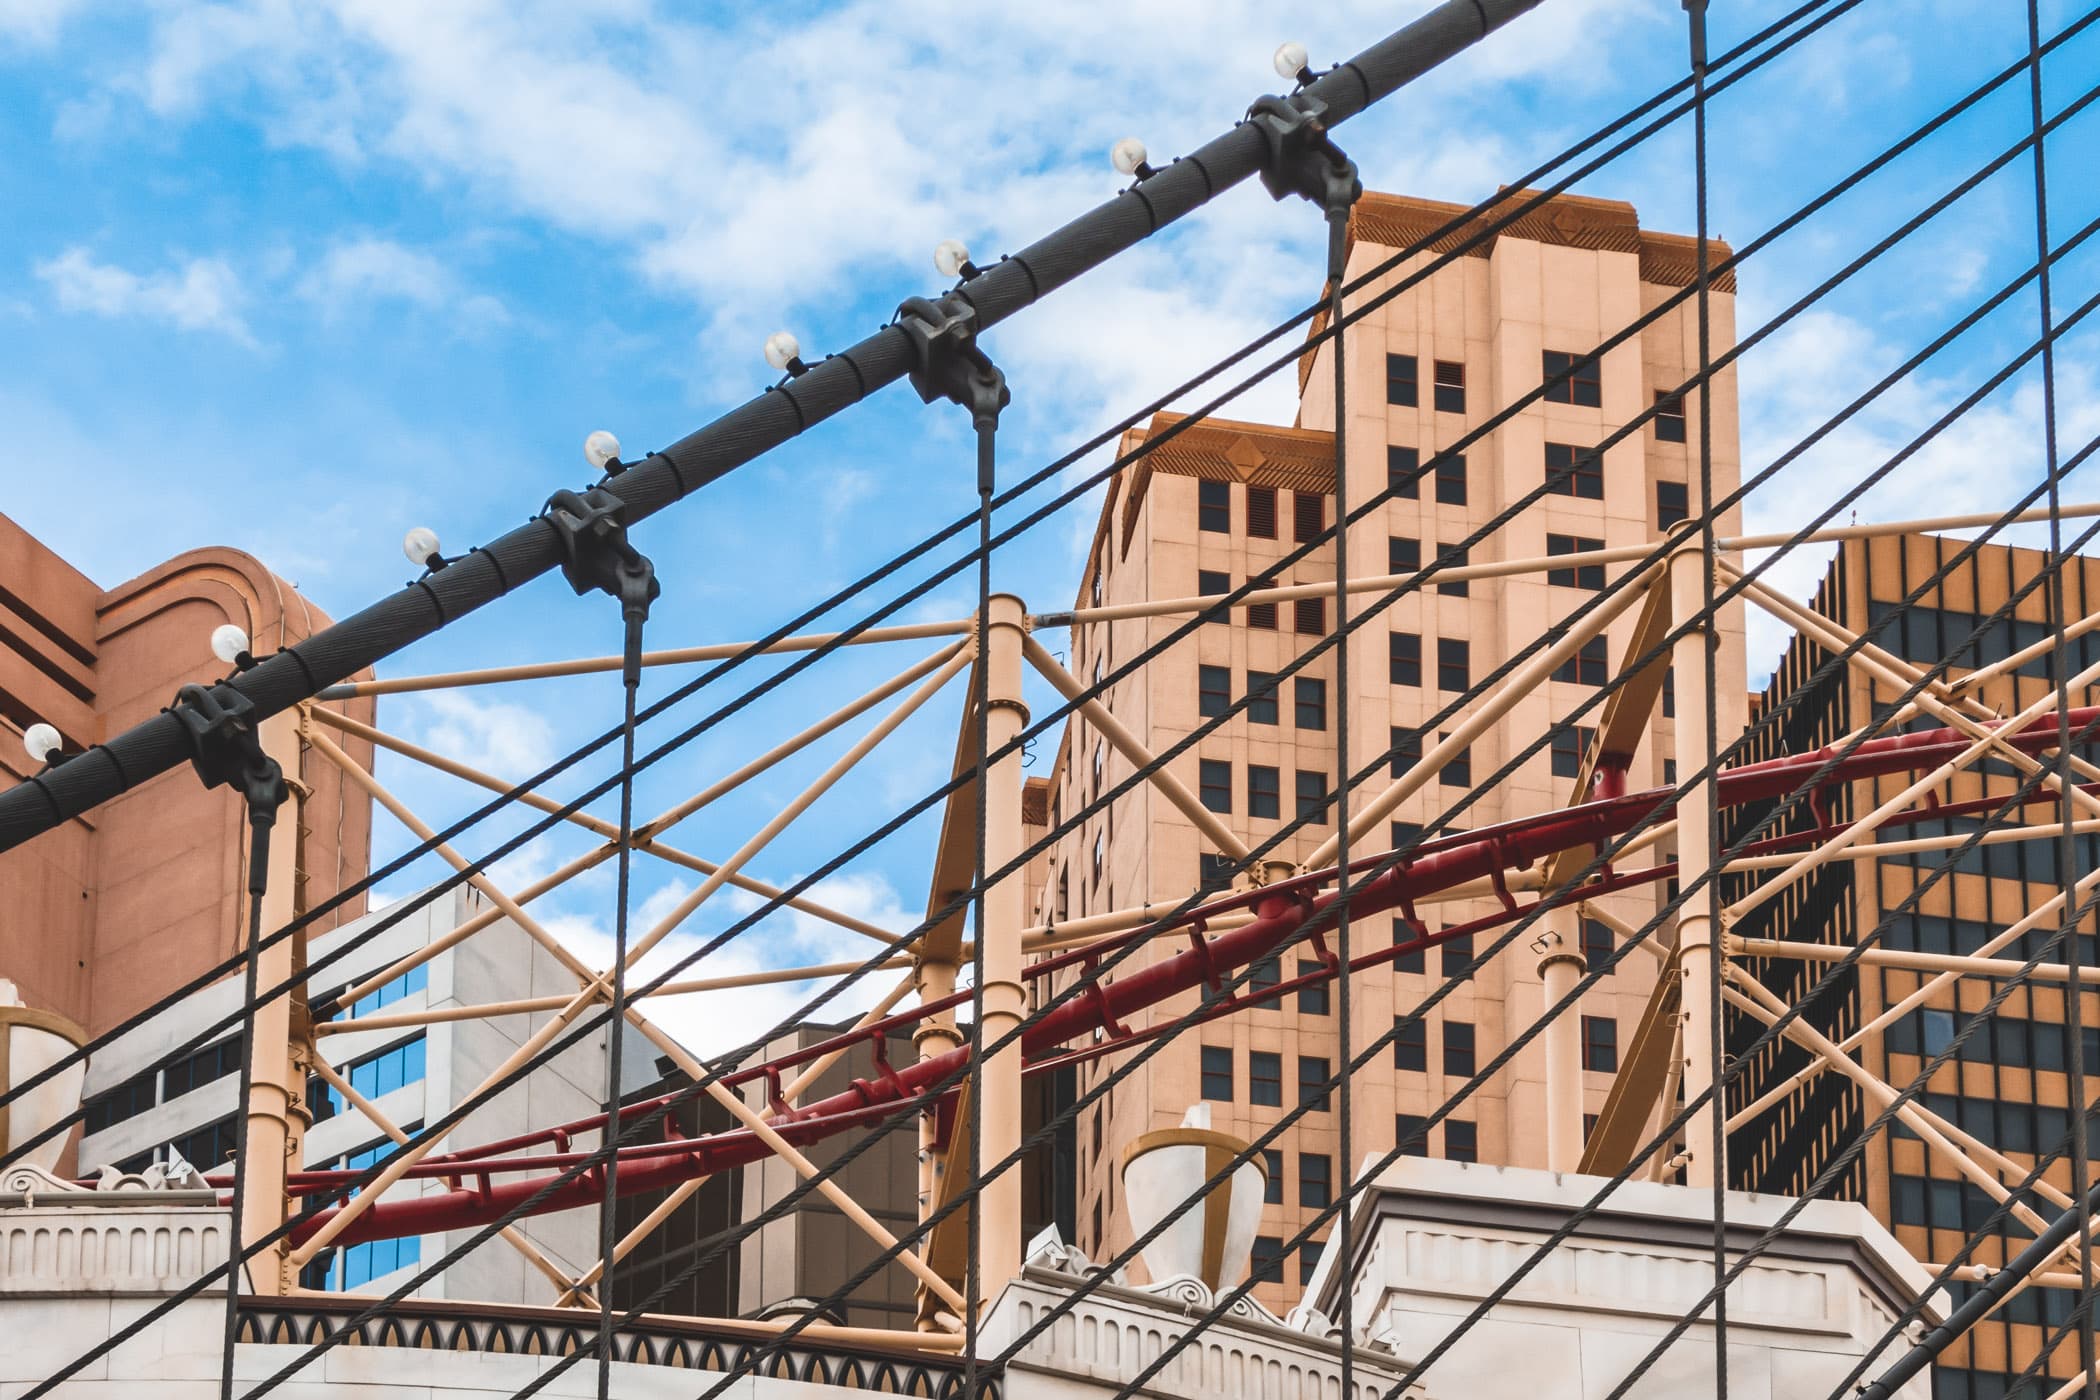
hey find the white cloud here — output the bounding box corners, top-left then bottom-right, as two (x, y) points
(34, 246), (252, 342)
(409, 690), (559, 777)
(300, 235), (507, 324)
(0, 0), (87, 47)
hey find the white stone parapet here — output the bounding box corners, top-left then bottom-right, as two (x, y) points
(1, 1163), (228, 1297)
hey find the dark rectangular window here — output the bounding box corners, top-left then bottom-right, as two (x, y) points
(1582, 918), (1614, 973)
(1199, 570), (1231, 624)
(1294, 596), (1326, 634)
(1433, 360), (1465, 414)
(1662, 667), (1676, 718)
(1251, 1236), (1284, 1283)
(1199, 852), (1237, 891)
(1583, 1015), (1619, 1073)
(1294, 491), (1324, 543)
(1390, 727), (1421, 779)
(1397, 1114), (1428, 1156)
(1249, 954), (1280, 1007)
(1441, 932), (1475, 979)
(1249, 1050), (1282, 1106)
(1198, 479), (1230, 533)
(1393, 916), (1425, 973)
(1246, 486), (1277, 539)
(1440, 734), (1470, 787)
(1444, 1021), (1476, 1077)
(1298, 1055), (1332, 1111)
(1433, 453), (1467, 505)
(1297, 961), (1330, 1015)
(1437, 638), (1470, 692)
(1445, 1119), (1478, 1163)
(1295, 769), (1329, 822)
(1551, 724), (1594, 779)
(1299, 1153), (1332, 1208)
(1390, 632), (1421, 686)
(1545, 442), (1603, 499)
(1386, 353), (1418, 406)
(1263, 1148), (1284, 1203)
(1295, 677), (1327, 730)
(1200, 1046), (1233, 1100)
(1393, 1017), (1426, 1071)
(1654, 392), (1687, 443)
(1543, 349), (1602, 407)
(1248, 765), (1280, 819)
(1247, 575), (1277, 630)
(1300, 1239), (1325, 1286)
(1388, 444), (1421, 498)
(1437, 542), (1469, 596)
(1555, 636), (1609, 686)
(1389, 535), (1420, 574)
(1198, 665), (1230, 718)
(1547, 534), (1606, 589)
(1247, 671), (1279, 724)
(1656, 480), (1688, 529)
(1200, 759), (1232, 814)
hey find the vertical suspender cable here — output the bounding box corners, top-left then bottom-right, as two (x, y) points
(966, 408), (997, 1398)
(1686, 1), (1729, 1388)
(596, 607), (645, 1399)
(1328, 224), (1355, 1389)
(220, 865), (268, 1400)
(2027, 2), (2095, 1392)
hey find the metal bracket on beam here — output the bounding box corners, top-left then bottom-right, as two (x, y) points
(895, 293), (1011, 493)
(1247, 91), (1362, 279)
(543, 487), (661, 627)
(168, 682), (288, 894)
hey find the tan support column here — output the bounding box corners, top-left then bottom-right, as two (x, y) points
(1668, 542), (1722, 1191)
(975, 593), (1031, 1299)
(1536, 933), (1586, 1173)
(241, 710), (308, 1294)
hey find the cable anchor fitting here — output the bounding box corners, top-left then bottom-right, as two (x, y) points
(167, 682), (289, 897)
(895, 293), (1011, 495)
(543, 486), (662, 683)
(1247, 90), (1362, 281)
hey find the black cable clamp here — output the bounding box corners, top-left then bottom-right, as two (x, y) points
(895, 293), (1011, 494)
(543, 486), (662, 688)
(1247, 90), (1362, 281)
(168, 681), (289, 896)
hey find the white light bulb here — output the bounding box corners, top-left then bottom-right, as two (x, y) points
(210, 623), (251, 666)
(23, 722), (61, 765)
(402, 525), (441, 566)
(933, 239), (972, 279)
(763, 330), (802, 372)
(1110, 137), (1150, 177)
(1273, 40), (1310, 81)
(583, 430), (622, 472)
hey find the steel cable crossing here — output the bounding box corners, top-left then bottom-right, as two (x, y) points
(234, 13), (2100, 1284)
(208, 32), (2083, 1400)
(0, 0), (1855, 1155)
(19, 13), (1868, 1386)
(562, 147), (2100, 1400)
(24, 5), (2091, 1393)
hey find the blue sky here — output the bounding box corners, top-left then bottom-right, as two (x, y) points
(3, 0), (2097, 1052)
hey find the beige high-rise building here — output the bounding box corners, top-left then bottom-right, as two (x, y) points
(1026, 190), (1748, 1307)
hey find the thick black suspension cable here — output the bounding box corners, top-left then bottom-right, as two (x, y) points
(594, 608), (644, 1400)
(219, 869), (267, 1400)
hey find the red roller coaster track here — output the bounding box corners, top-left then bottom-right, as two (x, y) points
(275, 707), (2100, 1246)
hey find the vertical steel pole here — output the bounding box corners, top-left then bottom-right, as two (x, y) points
(1538, 934), (1587, 1173)
(975, 594), (1032, 1296)
(1669, 541), (1723, 1192)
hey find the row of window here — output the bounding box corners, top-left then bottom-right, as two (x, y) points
(327, 1034), (429, 1113)
(346, 964), (429, 1020)
(83, 1035), (247, 1137)
(1384, 349), (1689, 442)
(1198, 570), (1330, 633)
(1200, 1045), (1334, 1109)
(1250, 1233), (1325, 1286)
(1197, 481), (1330, 540)
(1203, 1015), (1617, 1094)
(1904, 1090), (2100, 1158)
(1195, 667), (1326, 727)
(1881, 911), (2100, 966)
(1198, 760), (1329, 821)
(112, 1112), (239, 1176)
(1878, 814), (2100, 890)
(1885, 1006), (2100, 1076)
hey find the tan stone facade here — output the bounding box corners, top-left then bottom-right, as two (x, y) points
(1028, 192), (1748, 1307)
(0, 512), (374, 1043)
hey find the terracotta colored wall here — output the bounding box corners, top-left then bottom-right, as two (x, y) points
(0, 513), (375, 1040)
